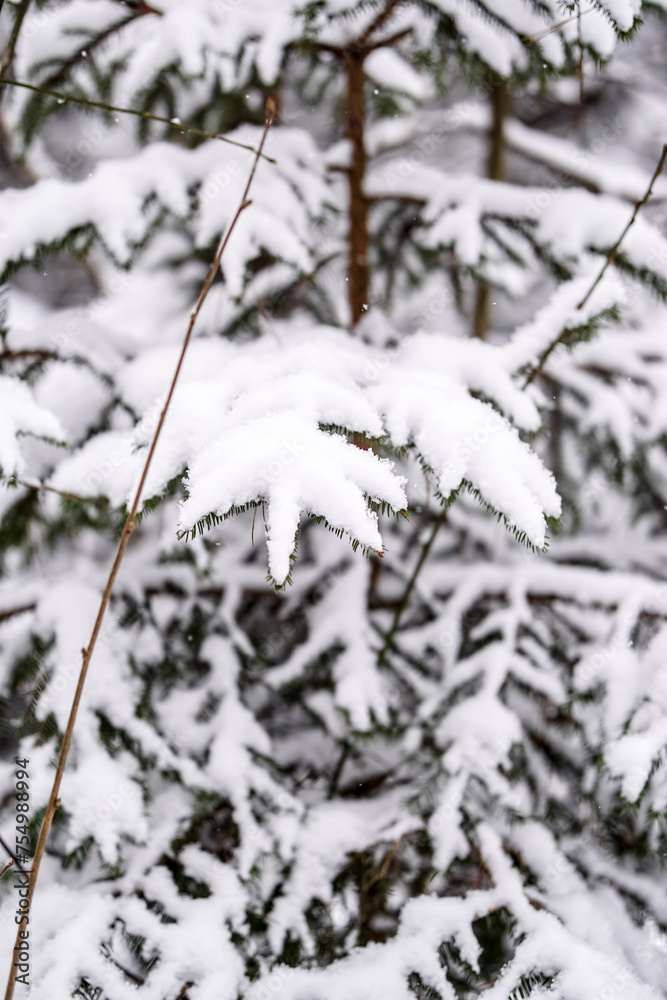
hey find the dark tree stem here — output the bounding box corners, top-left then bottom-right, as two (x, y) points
(345, 47), (370, 327)
(315, 0), (406, 327)
(472, 81), (511, 340)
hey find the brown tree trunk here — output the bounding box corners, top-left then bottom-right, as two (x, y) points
(345, 48), (370, 328)
(472, 81), (511, 340)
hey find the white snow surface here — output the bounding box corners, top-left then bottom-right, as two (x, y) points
(46, 323), (563, 582)
(0, 125), (330, 300)
(0, 375), (65, 477)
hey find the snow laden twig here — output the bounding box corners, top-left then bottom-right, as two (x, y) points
(1, 98), (276, 1000)
(0, 77), (275, 160)
(34, 1), (163, 94)
(524, 142), (667, 386)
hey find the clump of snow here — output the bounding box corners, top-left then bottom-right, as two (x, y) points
(0, 375), (65, 478)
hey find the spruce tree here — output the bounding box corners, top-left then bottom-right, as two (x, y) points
(1, 1), (667, 998)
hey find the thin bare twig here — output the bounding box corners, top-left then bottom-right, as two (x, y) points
(0, 348), (55, 361)
(2, 99), (275, 1000)
(0, 604), (36, 624)
(367, 27), (412, 53)
(38, 4), (161, 94)
(377, 506), (447, 668)
(0, 835), (30, 876)
(523, 7), (592, 44)
(18, 478), (108, 505)
(524, 142), (667, 386)
(0, 78), (276, 161)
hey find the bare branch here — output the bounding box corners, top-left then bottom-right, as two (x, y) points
(0, 78), (276, 161)
(2, 99), (276, 1000)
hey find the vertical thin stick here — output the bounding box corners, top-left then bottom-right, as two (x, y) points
(472, 80), (511, 340)
(377, 507), (447, 668)
(345, 47), (370, 327)
(343, 0), (405, 327)
(2, 100), (275, 1000)
(524, 141), (667, 386)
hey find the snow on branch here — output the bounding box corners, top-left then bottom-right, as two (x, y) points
(0, 376), (66, 479)
(0, 126), (329, 298)
(45, 324), (563, 583)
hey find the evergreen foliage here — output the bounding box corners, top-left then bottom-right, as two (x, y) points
(1, 1), (667, 998)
